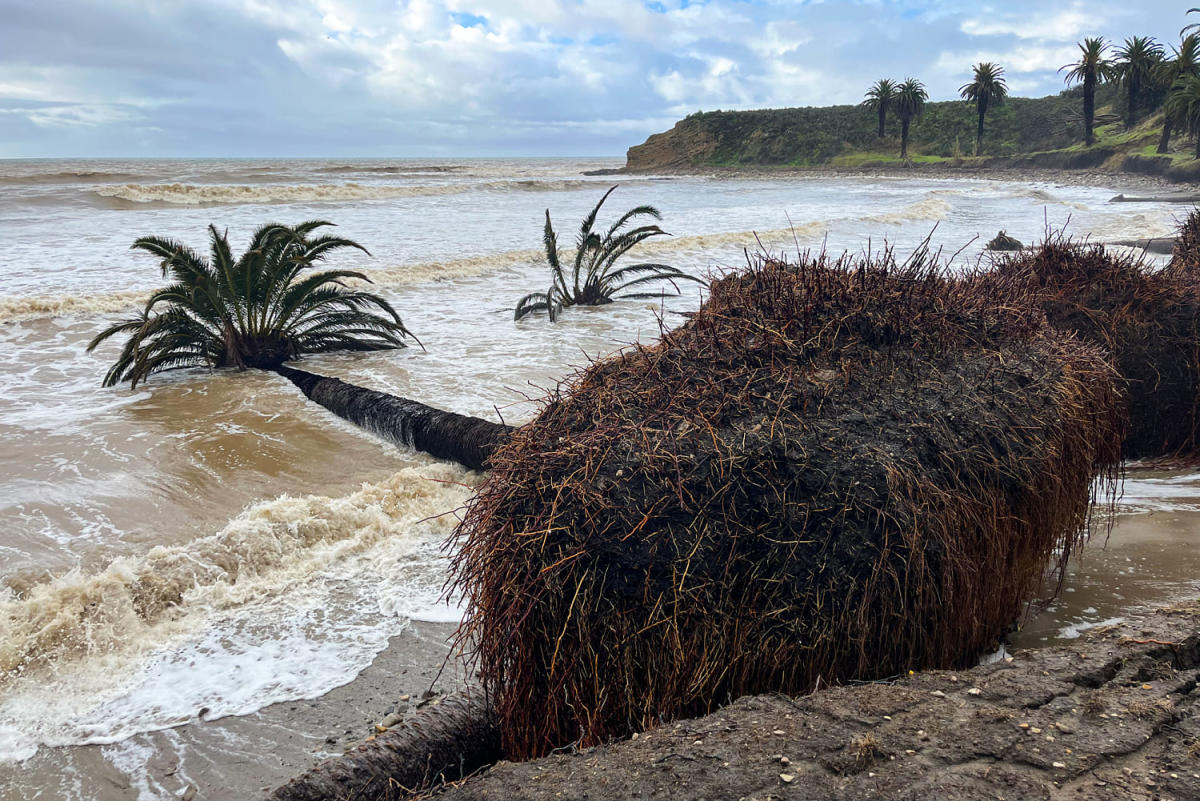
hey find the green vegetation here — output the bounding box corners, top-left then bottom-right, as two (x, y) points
(650, 86), (1116, 168)
(514, 187), (703, 322)
(632, 9), (1200, 172)
(1061, 37), (1115, 146)
(1156, 35), (1200, 152)
(1112, 36), (1165, 128)
(960, 62), (1009, 156)
(89, 221), (414, 387)
(896, 78), (928, 159)
(861, 78), (898, 138)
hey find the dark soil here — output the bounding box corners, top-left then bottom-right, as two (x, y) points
(435, 602), (1200, 801)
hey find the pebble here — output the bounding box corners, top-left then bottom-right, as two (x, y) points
(1052, 761), (1067, 769)
(780, 774), (795, 783)
(930, 690), (946, 698)
(966, 687), (982, 696)
(772, 729), (785, 735)
(380, 712), (403, 728)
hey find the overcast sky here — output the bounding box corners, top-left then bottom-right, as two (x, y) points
(0, 0), (1189, 158)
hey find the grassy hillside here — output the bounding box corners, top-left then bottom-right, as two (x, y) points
(624, 84), (1200, 175)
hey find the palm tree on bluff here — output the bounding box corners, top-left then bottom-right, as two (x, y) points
(1166, 74), (1200, 160)
(959, 62), (1008, 156)
(1154, 34), (1200, 153)
(862, 78), (898, 138)
(895, 78), (928, 160)
(1061, 37), (1114, 146)
(88, 221), (511, 470)
(1112, 36), (1164, 128)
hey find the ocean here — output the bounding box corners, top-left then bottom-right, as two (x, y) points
(0, 156), (1196, 798)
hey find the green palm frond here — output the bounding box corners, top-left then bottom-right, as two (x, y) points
(89, 222), (415, 386)
(515, 187), (706, 322)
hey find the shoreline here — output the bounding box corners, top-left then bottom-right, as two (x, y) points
(604, 161), (1197, 196)
(0, 621), (464, 801)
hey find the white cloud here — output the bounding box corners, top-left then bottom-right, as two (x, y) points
(0, 0), (1188, 156)
(961, 4), (1094, 41)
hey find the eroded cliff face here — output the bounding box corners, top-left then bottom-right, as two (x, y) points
(625, 117), (718, 171)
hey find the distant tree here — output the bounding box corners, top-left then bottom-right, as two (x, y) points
(895, 78), (928, 160)
(1166, 74), (1200, 159)
(862, 79), (899, 138)
(959, 62), (1009, 156)
(1112, 36), (1165, 128)
(1154, 34), (1200, 152)
(1061, 37), (1115, 145)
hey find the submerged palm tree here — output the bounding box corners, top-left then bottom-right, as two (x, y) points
(1061, 37), (1114, 145)
(895, 78), (928, 160)
(515, 186), (703, 322)
(862, 79), (898, 138)
(959, 63), (1008, 156)
(1166, 75), (1200, 159)
(89, 221), (415, 387)
(1154, 34), (1200, 152)
(1112, 36), (1164, 128)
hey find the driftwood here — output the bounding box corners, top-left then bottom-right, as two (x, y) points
(270, 692), (500, 801)
(276, 365), (514, 471)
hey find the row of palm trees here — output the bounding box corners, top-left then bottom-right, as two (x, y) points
(862, 66), (1007, 160)
(862, 21), (1200, 160)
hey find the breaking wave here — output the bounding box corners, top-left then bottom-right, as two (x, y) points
(0, 462), (477, 759)
(93, 181), (475, 206)
(0, 197), (952, 323)
(0, 461), (475, 683)
(91, 178), (609, 206)
(315, 165), (466, 175)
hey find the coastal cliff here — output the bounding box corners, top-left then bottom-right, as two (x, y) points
(623, 87), (1200, 183)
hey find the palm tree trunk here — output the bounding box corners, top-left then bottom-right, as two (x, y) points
(276, 365), (514, 471)
(1084, 77), (1096, 145)
(1159, 119), (1173, 154)
(901, 118), (910, 159)
(976, 104), (986, 157)
(1127, 80), (1139, 129)
(271, 692), (500, 801)
(877, 106), (886, 138)
(1194, 132), (1200, 160)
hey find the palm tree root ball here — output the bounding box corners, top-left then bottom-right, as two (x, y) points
(989, 232), (1200, 460)
(451, 250), (1125, 761)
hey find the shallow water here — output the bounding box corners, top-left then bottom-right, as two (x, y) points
(0, 156), (1192, 797)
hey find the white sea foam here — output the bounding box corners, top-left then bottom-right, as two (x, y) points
(91, 177), (610, 206)
(0, 462), (477, 761)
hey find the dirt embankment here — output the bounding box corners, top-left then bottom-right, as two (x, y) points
(435, 602), (1200, 801)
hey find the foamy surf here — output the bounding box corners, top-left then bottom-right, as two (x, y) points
(0, 462), (476, 762)
(90, 177), (619, 206)
(0, 196), (953, 324)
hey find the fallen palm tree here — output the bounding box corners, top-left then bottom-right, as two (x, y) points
(451, 248), (1124, 760)
(271, 692), (499, 801)
(988, 233), (1200, 459)
(276, 365), (513, 471)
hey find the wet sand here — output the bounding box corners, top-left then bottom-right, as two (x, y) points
(0, 621), (462, 800)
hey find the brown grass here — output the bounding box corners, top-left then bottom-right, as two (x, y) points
(451, 247), (1124, 761)
(988, 230), (1200, 459)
